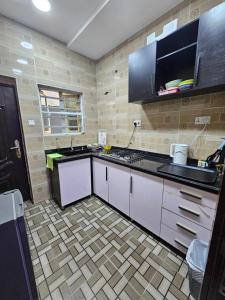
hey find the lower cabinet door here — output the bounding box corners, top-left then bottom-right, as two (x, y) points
(108, 163), (130, 216)
(92, 158), (108, 201)
(130, 171), (163, 236)
(58, 158), (91, 207)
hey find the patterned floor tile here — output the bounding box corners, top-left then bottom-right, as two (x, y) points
(25, 197), (192, 300)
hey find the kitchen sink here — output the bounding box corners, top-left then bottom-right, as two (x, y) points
(60, 148), (90, 156)
(158, 163), (218, 184)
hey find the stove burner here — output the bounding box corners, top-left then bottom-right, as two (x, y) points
(101, 149), (146, 163)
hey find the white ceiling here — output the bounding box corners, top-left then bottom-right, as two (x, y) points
(0, 0), (183, 60)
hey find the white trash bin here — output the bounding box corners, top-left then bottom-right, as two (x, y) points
(186, 239), (209, 300)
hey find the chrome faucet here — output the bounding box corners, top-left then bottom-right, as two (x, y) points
(70, 135), (73, 150)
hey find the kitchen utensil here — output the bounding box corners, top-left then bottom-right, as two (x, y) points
(170, 143), (188, 165)
(103, 145), (112, 152)
(165, 79), (182, 89)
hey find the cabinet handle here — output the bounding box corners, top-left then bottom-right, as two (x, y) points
(180, 189), (202, 200)
(105, 167), (108, 181)
(175, 239), (189, 249)
(176, 222), (197, 236)
(178, 205), (200, 217)
(194, 54), (201, 86)
(150, 75), (153, 94)
(130, 176), (133, 194)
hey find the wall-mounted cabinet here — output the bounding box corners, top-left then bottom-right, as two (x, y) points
(128, 2), (225, 104)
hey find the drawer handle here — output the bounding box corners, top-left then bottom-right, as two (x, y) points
(178, 205), (200, 217)
(180, 189), (202, 200)
(175, 239), (189, 249)
(176, 222), (197, 236)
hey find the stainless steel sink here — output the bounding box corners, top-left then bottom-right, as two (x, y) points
(60, 149), (90, 156)
(158, 163), (218, 184)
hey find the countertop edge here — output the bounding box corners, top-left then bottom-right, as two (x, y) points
(52, 153), (220, 195)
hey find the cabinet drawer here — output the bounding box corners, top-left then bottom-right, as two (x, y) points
(163, 191), (215, 230)
(160, 224), (190, 254)
(164, 179), (218, 209)
(160, 224), (210, 254)
(162, 208), (211, 242)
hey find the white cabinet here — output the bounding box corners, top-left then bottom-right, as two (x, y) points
(161, 179), (218, 253)
(92, 158), (108, 201)
(108, 163), (130, 216)
(58, 158), (91, 207)
(130, 170), (163, 236)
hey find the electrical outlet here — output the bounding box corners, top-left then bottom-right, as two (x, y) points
(133, 120), (141, 127)
(195, 116), (211, 125)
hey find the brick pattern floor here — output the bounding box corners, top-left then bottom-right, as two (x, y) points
(24, 197), (194, 300)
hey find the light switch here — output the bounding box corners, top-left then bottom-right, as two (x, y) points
(28, 119), (35, 126)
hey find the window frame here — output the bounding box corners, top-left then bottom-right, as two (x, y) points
(38, 84), (85, 136)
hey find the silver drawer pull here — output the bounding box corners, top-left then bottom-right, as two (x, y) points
(178, 205), (200, 217)
(180, 189), (202, 200)
(176, 222), (197, 236)
(175, 239), (189, 249)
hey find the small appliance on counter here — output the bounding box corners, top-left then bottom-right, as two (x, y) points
(170, 143), (188, 165)
(98, 130), (107, 146)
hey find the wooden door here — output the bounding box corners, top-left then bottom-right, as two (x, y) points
(195, 2), (225, 89)
(108, 163), (130, 216)
(129, 42), (156, 103)
(130, 170), (163, 236)
(92, 158), (108, 202)
(0, 78), (30, 200)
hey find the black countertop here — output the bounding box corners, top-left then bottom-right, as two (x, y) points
(47, 147), (221, 194)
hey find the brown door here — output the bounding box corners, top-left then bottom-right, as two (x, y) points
(0, 77), (31, 200)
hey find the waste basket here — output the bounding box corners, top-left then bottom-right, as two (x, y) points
(186, 239), (209, 300)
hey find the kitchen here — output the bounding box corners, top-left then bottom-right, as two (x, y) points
(0, 0), (225, 299)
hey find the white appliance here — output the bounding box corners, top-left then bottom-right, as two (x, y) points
(98, 130), (107, 146)
(170, 144), (188, 165)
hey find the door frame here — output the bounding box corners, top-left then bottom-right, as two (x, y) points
(200, 173), (225, 299)
(0, 75), (32, 201)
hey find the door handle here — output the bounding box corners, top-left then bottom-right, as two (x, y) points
(176, 222), (197, 236)
(178, 205), (200, 217)
(10, 139), (22, 159)
(130, 176), (133, 193)
(180, 189), (202, 200)
(105, 166), (108, 181)
(194, 54), (201, 86)
(174, 239), (189, 249)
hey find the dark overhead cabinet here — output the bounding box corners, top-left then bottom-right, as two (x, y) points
(195, 3), (225, 90)
(128, 2), (225, 104)
(129, 42), (156, 102)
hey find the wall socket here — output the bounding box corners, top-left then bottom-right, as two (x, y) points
(195, 116), (211, 125)
(133, 120), (141, 127)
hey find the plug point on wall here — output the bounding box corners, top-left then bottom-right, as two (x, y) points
(133, 120), (141, 127)
(195, 116), (211, 125)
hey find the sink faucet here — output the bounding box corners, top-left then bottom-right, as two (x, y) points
(70, 135), (73, 150)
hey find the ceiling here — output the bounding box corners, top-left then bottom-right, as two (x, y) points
(0, 0), (183, 60)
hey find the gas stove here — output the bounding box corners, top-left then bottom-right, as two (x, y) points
(101, 149), (146, 163)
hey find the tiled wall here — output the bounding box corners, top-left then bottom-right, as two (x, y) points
(0, 16), (98, 202)
(96, 0), (225, 160)
(0, 0), (224, 203)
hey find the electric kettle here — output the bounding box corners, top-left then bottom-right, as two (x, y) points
(170, 144), (188, 165)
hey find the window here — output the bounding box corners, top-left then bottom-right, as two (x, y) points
(38, 85), (84, 135)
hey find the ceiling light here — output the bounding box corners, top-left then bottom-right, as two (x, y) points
(12, 68), (23, 75)
(32, 0), (51, 12)
(17, 58), (28, 65)
(20, 41), (33, 49)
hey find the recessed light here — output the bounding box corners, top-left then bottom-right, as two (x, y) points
(32, 0), (51, 12)
(12, 68), (23, 75)
(17, 58), (28, 65)
(20, 41), (33, 49)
